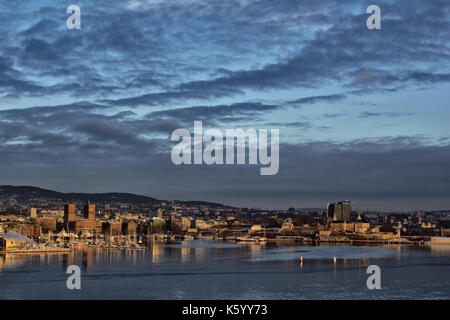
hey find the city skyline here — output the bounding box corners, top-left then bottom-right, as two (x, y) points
(0, 0), (449, 210)
(0, 184), (448, 213)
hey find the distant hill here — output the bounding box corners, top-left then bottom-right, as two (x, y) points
(0, 185), (160, 204)
(0, 185), (227, 207)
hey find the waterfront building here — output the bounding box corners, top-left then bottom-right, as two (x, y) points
(152, 217), (166, 233)
(326, 201), (350, 221)
(281, 218), (294, 231)
(83, 202), (96, 221)
(69, 220), (103, 234)
(138, 222), (152, 235)
(326, 202), (334, 218)
(330, 221), (370, 233)
(354, 222), (370, 233)
(64, 203), (102, 234)
(169, 216), (183, 233)
(122, 221), (138, 235)
(0, 230), (38, 251)
(103, 222), (122, 236)
(181, 217), (192, 231)
(34, 217), (57, 233)
(64, 204), (76, 229)
(195, 219), (213, 230)
(22, 223), (38, 238)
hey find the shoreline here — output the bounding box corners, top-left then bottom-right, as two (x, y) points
(0, 248), (72, 254)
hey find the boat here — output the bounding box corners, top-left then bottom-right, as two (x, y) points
(236, 236), (257, 242)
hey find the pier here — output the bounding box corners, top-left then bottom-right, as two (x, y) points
(0, 248), (72, 254)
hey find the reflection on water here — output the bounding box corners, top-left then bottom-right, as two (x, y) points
(1, 241), (449, 299)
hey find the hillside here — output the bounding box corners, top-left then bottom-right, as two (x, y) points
(0, 185), (226, 207)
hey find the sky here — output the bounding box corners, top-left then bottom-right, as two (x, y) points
(0, 0), (449, 211)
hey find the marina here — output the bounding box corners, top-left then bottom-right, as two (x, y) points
(1, 241), (450, 299)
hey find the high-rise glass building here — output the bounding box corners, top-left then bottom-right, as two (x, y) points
(326, 200), (350, 221)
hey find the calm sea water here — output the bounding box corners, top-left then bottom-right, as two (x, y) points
(1, 241), (449, 299)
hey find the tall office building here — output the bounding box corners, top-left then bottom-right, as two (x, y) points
(64, 204), (77, 226)
(341, 200), (350, 221)
(326, 202), (334, 219)
(326, 200), (350, 221)
(83, 202), (96, 221)
(334, 203), (343, 220)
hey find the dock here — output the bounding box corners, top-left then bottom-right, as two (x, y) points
(0, 248), (72, 254)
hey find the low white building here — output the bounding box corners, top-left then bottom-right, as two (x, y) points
(250, 225), (262, 233)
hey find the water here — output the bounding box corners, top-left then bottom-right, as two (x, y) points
(1, 241), (449, 299)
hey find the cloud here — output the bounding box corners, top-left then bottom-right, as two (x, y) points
(103, 87), (244, 108)
(0, 0), (448, 103)
(288, 94), (347, 106)
(0, 0), (449, 209)
(264, 121), (312, 129)
(1, 127), (449, 210)
(359, 111), (415, 118)
(145, 102), (281, 125)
